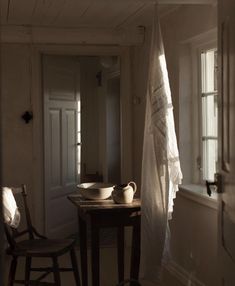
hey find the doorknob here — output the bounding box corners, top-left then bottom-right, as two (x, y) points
(206, 173), (223, 196)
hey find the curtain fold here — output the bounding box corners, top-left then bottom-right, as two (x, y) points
(2, 187), (21, 228)
(140, 4), (182, 285)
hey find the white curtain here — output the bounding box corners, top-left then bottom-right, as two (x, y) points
(2, 187), (21, 228)
(140, 4), (182, 285)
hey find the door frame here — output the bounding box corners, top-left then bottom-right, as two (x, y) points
(31, 45), (133, 233)
(103, 68), (121, 182)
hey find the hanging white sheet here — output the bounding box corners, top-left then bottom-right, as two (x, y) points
(140, 4), (182, 285)
(2, 187), (21, 228)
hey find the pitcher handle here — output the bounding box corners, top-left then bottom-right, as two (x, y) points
(128, 181), (137, 193)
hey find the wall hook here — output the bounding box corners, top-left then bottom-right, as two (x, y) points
(22, 111), (33, 124)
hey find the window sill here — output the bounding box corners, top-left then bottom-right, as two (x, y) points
(178, 184), (219, 210)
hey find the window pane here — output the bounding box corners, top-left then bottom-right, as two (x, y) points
(77, 146), (81, 165)
(201, 49), (217, 93)
(77, 132), (81, 143)
(77, 146), (81, 176)
(214, 51), (218, 91)
(77, 112), (81, 132)
(202, 139), (218, 181)
(202, 95), (218, 137)
(77, 100), (81, 112)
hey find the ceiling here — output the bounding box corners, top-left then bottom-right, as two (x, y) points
(0, 0), (215, 29)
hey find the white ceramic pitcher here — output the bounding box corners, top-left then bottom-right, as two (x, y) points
(112, 181), (137, 204)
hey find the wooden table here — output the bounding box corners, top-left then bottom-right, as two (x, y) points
(68, 194), (141, 286)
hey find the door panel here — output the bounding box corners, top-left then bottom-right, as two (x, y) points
(222, 205), (235, 259)
(43, 55), (80, 238)
(49, 108), (62, 189)
(64, 109), (77, 185)
(218, 0), (235, 285)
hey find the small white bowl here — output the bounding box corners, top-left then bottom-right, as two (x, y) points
(77, 182), (114, 200)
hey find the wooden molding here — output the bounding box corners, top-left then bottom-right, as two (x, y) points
(153, 0), (215, 3)
(72, 0), (216, 3)
(0, 25), (144, 45)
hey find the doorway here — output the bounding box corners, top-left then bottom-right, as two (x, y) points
(43, 55), (80, 237)
(43, 54), (121, 237)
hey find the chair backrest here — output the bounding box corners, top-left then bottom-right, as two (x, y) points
(3, 184), (34, 250)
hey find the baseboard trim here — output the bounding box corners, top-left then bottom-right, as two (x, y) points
(164, 260), (205, 286)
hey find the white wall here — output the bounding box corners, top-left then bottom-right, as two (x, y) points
(165, 192), (219, 286)
(80, 57), (101, 177)
(1, 44), (34, 213)
(131, 29), (152, 193)
(80, 56), (121, 183)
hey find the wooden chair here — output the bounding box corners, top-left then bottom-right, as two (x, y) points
(3, 184), (81, 286)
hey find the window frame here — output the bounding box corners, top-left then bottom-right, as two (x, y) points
(200, 47), (218, 181)
(190, 30), (217, 184)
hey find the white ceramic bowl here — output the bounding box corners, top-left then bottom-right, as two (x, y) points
(77, 182), (114, 200)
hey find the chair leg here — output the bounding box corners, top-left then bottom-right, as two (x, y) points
(70, 248), (81, 286)
(8, 256), (17, 286)
(24, 257), (31, 286)
(52, 257), (61, 286)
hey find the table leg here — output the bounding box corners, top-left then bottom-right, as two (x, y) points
(79, 216), (88, 286)
(117, 226), (125, 283)
(130, 218), (141, 285)
(91, 223), (100, 286)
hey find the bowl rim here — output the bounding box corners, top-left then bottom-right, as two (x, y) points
(77, 182), (115, 190)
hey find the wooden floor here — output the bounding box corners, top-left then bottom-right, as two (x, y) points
(3, 246), (183, 286)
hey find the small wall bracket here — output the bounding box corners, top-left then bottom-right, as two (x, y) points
(21, 111), (33, 124)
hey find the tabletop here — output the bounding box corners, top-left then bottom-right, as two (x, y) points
(68, 194), (141, 214)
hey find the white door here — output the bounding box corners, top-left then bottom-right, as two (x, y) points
(218, 0), (235, 284)
(43, 55), (80, 238)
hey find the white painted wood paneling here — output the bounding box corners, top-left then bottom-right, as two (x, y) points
(47, 67), (77, 101)
(50, 0), (92, 27)
(117, 3), (152, 28)
(64, 109), (77, 185)
(218, 0), (235, 284)
(6, 0), (37, 25)
(32, 0), (70, 26)
(0, 0), (9, 23)
(0, 0), (216, 27)
(72, 1), (145, 28)
(0, 25), (144, 45)
(44, 55), (79, 237)
(49, 109), (62, 189)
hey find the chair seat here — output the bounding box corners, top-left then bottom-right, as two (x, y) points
(8, 238), (76, 257)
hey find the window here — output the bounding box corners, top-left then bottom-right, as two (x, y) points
(200, 48), (218, 181)
(178, 30), (218, 186)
